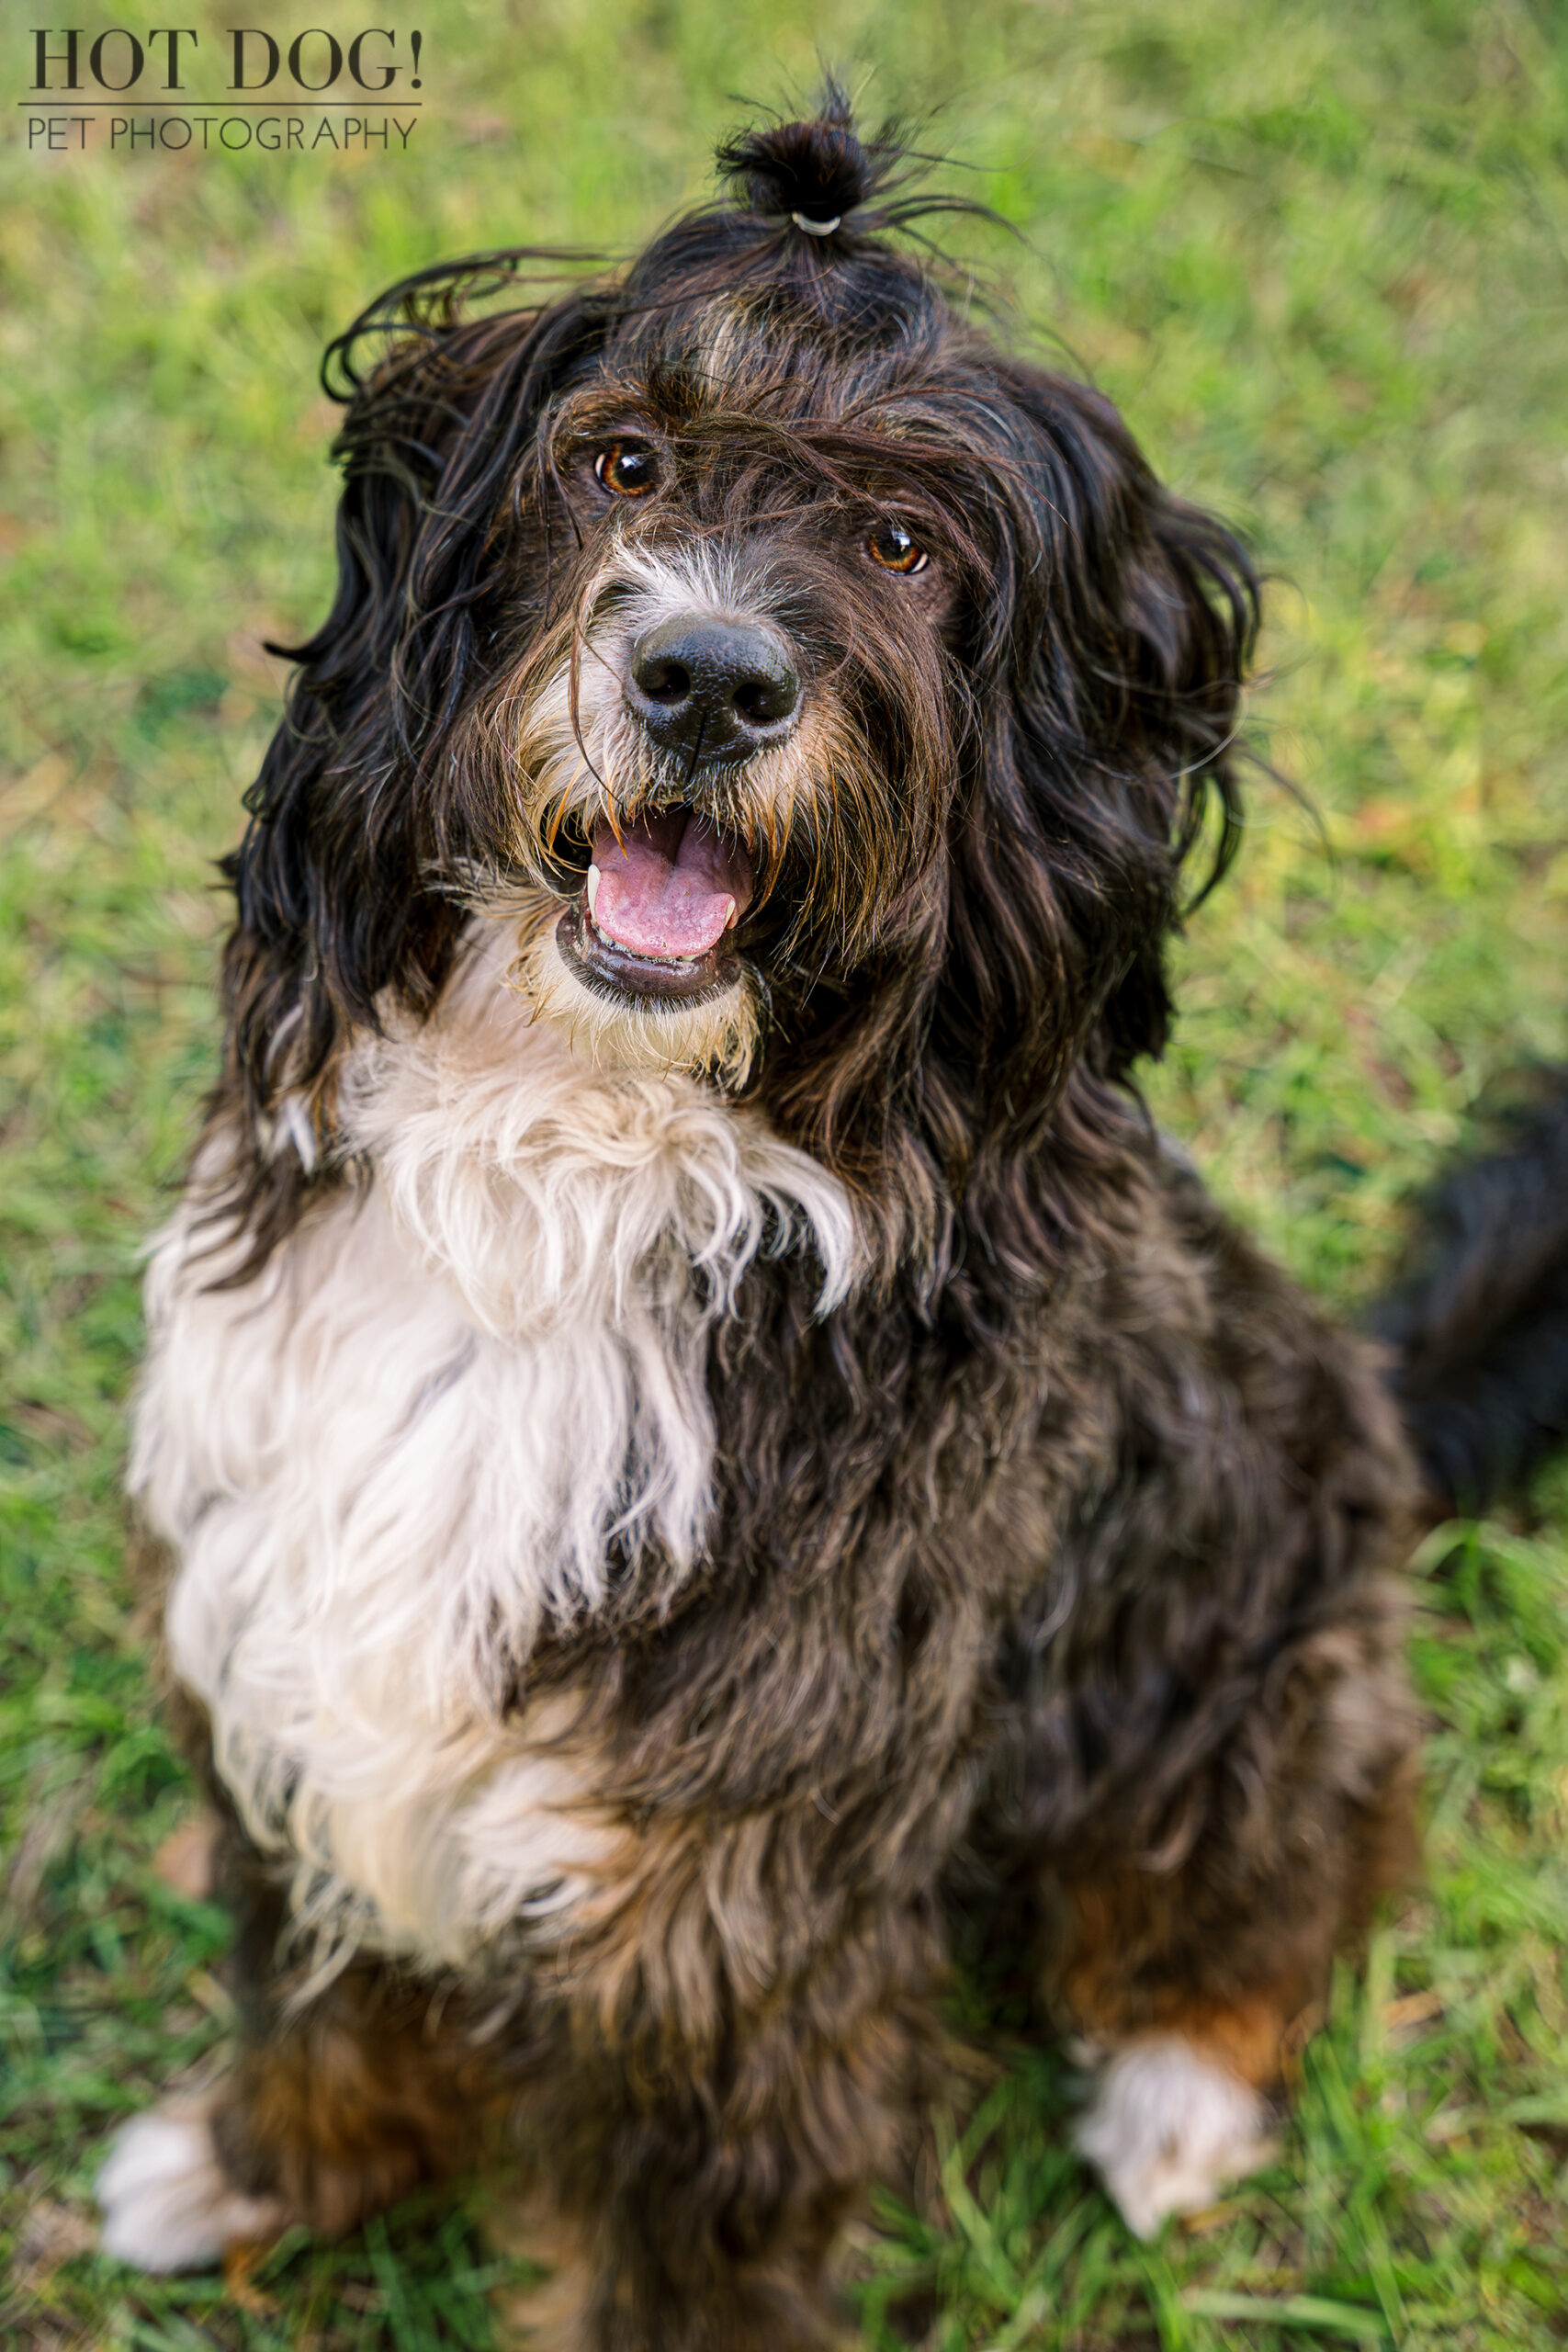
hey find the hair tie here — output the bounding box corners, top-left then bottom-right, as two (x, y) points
(791, 211), (841, 236)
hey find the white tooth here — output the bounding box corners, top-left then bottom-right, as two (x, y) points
(722, 897), (737, 931)
(585, 864), (601, 920)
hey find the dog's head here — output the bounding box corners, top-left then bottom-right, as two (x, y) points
(226, 90), (1257, 1288)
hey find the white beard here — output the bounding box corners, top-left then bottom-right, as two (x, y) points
(130, 913), (857, 1981)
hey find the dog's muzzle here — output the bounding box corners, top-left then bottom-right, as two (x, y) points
(553, 610), (800, 1010)
(624, 616), (799, 766)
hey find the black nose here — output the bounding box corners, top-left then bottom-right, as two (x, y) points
(625, 617), (800, 763)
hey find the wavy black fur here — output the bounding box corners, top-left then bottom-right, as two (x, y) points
(122, 90), (1435, 2346)
(216, 98), (1254, 1292)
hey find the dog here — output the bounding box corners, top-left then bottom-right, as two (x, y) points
(97, 93), (1428, 2346)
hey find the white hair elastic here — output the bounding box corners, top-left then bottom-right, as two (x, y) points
(791, 211), (841, 235)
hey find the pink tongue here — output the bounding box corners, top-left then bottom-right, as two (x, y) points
(589, 810), (753, 959)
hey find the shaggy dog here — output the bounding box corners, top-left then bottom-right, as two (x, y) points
(98, 96), (1423, 2347)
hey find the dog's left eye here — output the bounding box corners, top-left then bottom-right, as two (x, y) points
(866, 522), (928, 575)
(594, 442), (659, 498)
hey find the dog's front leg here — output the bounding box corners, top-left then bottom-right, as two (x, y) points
(97, 1815), (497, 2270)
(510, 1895), (941, 2352)
(97, 1955), (498, 2268)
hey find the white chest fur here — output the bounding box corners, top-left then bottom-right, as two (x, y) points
(130, 920), (856, 1977)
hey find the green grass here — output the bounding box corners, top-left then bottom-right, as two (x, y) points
(4, 1), (1568, 2343)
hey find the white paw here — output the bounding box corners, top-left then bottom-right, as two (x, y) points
(1073, 2035), (1277, 2238)
(97, 2106), (289, 2273)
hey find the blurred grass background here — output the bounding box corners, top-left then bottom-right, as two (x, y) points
(4, 1), (1568, 2345)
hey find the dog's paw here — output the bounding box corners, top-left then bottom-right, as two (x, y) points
(1073, 2035), (1277, 2238)
(97, 2106), (290, 2273)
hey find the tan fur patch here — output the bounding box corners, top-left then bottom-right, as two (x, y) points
(1057, 1873), (1297, 2086)
(213, 1978), (502, 2236)
(491, 2188), (599, 2352)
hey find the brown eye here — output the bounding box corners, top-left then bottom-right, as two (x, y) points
(867, 521), (928, 574)
(594, 441), (659, 498)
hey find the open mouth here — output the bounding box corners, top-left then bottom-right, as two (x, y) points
(556, 807), (756, 1003)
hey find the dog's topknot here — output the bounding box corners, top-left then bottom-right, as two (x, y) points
(715, 85), (896, 236)
(705, 85), (1010, 280)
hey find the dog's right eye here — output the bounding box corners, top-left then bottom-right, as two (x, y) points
(594, 443), (659, 498)
(866, 521), (929, 575)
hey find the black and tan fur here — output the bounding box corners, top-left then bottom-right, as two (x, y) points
(101, 95), (1427, 2349)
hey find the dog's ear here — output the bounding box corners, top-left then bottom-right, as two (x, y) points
(212, 270), (604, 1249)
(911, 365), (1258, 1281)
(1070, 395), (1258, 1079)
(983, 362), (1256, 1056)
